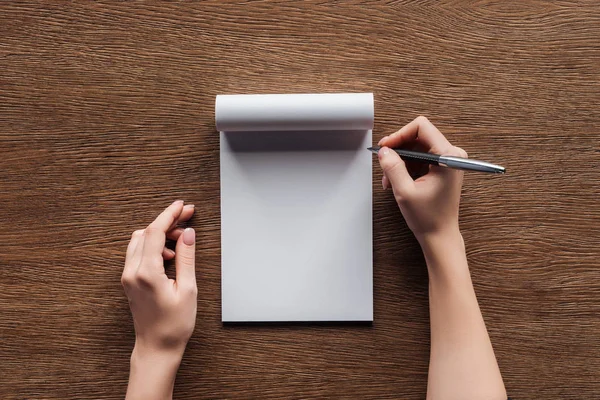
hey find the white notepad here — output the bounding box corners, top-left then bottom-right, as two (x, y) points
(218, 93), (373, 322)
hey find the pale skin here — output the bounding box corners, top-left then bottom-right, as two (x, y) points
(378, 116), (506, 400)
(122, 117), (506, 400)
(122, 200), (197, 400)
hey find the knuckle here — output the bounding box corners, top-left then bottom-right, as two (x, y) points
(131, 229), (144, 239)
(380, 155), (397, 172)
(182, 284), (198, 298)
(384, 160), (407, 180)
(452, 146), (468, 158)
(395, 196), (407, 208)
(135, 270), (156, 288)
(144, 226), (160, 237)
(121, 272), (134, 288)
(385, 160), (403, 174)
(143, 254), (164, 269)
(393, 187), (413, 206)
(416, 115), (429, 124)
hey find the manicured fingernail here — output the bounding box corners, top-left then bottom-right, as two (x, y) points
(173, 200), (184, 206)
(184, 204), (195, 210)
(378, 136), (389, 146)
(166, 248), (175, 257)
(382, 176), (387, 190)
(182, 227), (195, 245)
(378, 146), (390, 159)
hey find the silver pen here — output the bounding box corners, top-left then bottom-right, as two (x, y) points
(368, 146), (505, 174)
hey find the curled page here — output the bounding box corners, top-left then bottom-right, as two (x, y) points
(216, 93), (374, 132)
(219, 93), (373, 322)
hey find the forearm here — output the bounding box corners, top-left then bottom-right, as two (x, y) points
(419, 229), (506, 400)
(126, 344), (183, 400)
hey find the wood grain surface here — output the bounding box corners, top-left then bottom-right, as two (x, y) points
(1, 1), (599, 399)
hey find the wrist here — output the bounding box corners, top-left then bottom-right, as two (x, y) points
(126, 343), (183, 400)
(131, 341), (184, 371)
(417, 227), (470, 283)
(416, 225), (463, 253)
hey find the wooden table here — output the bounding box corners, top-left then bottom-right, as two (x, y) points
(1, 2), (599, 399)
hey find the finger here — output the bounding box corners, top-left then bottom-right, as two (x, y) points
(378, 147), (415, 200)
(123, 230), (145, 289)
(175, 228), (196, 290)
(165, 204), (194, 240)
(379, 116), (453, 154)
(162, 247), (175, 260)
(131, 230), (146, 267)
(167, 227), (185, 241)
(179, 204), (195, 222)
(382, 175), (390, 190)
(431, 147), (468, 188)
(148, 200), (185, 232)
(141, 227), (169, 274)
(124, 229), (145, 278)
(140, 201), (185, 273)
(450, 146), (468, 159)
(164, 223), (193, 259)
(126, 230), (144, 263)
(426, 145), (469, 181)
(168, 204), (195, 231)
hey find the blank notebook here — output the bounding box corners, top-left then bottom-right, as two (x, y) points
(217, 93), (373, 322)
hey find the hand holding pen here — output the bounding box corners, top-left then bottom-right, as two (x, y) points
(375, 116), (478, 241)
(370, 122), (505, 174)
(373, 117), (508, 398)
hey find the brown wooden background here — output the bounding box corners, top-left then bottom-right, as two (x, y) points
(1, 2), (599, 399)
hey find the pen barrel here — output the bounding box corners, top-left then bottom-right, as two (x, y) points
(439, 156), (505, 174)
(395, 149), (440, 165)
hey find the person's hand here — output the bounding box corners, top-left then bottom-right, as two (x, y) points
(377, 116), (467, 242)
(122, 200), (197, 357)
(122, 200), (197, 400)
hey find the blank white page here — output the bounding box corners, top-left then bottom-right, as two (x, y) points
(218, 93), (373, 322)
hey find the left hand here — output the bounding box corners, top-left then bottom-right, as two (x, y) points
(122, 200), (197, 356)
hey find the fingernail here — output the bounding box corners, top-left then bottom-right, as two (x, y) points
(378, 136), (388, 146)
(378, 146), (390, 159)
(166, 248), (176, 257)
(182, 227), (195, 245)
(184, 204), (195, 210)
(381, 176), (387, 190)
(173, 200), (184, 206)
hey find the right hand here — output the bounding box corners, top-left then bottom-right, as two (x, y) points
(377, 116), (467, 241)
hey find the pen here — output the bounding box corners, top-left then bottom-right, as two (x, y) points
(367, 146), (505, 174)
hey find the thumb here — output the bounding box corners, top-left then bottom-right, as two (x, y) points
(378, 147), (414, 199)
(175, 227), (196, 289)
